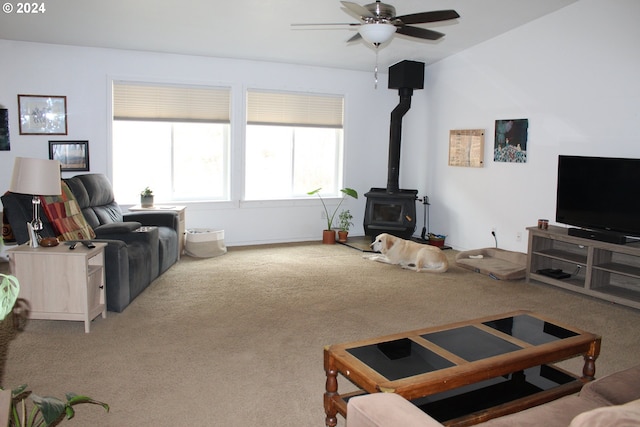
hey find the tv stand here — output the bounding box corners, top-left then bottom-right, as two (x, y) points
(527, 225), (640, 310)
(567, 227), (628, 245)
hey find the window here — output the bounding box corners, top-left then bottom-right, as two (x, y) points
(112, 82), (231, 204)
(245, 90), (344, 201)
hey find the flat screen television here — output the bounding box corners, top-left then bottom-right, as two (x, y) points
(556, 155), (640, 244)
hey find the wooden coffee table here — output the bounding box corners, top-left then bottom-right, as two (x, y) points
(324, 310), (601, 426)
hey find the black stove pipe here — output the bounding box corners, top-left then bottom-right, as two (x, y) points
(386, 87), (414, 194)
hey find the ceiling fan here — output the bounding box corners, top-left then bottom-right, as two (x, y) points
(293, 1), (460, 46)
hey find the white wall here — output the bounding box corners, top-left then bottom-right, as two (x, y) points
(0, 40), (402, 246)
(411, 0), (640, 252)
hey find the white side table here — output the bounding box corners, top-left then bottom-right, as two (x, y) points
(8, 242), (107, 333)
(129, 205), (186, 258)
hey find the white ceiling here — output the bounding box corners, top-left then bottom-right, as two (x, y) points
(0, 0), (578, 72)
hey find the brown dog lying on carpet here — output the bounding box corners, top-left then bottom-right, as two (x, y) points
(365, 233), (449, 273)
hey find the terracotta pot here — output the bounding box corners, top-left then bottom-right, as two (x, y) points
(428, 238), (445, 247)
(337, 231), (348, 242)
(322, 230), (336, 244)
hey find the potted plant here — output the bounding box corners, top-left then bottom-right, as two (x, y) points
(337, 209), (353, 242)
(307, 187), (358, 244)
(4, 385), (109, 427)
(427, 233), (447, 248)
(140, 187), (154, 207)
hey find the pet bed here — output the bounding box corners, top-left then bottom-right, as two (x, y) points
(455, 247), (527, 280)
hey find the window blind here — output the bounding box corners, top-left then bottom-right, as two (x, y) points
(113, 82), (231, 123)
(247, 90), (343, 128)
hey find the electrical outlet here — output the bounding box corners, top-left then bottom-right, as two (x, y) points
(516, 232), (522, 242)
(491, 227), (497, 234)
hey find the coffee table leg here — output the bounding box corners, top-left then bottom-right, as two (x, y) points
(324, 368), (338, 427)
(582, 338), (601, 380)
(324, 348), (338, 427)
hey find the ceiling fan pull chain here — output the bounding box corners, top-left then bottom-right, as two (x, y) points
(374, 43), (380, 89)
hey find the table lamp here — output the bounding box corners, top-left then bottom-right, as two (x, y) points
(9, 157), (61, 247)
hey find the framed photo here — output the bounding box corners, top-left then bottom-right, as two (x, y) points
(49, 140), (89, 171)
(18, 94), (68, 135)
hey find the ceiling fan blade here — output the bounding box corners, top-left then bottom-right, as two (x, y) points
(395, 9), (460, 25)
(341, 1), (375, 19)
(346, 32), (362, 43)
(396, 25), (445, 41)
(291, 23), (360, 27)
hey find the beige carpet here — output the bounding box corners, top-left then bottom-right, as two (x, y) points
(2, 241), (640, 426)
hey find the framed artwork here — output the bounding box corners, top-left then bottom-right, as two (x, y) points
(448, 129), (485, 167)
(0, 109), (9, 151)
(49, 140), (89, 171)
(18, 94), (68, 135)
(494, 118), (528, 163)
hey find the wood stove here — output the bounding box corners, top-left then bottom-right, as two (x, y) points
(364, 60), (424, 240)
(364, 188), (418, 239)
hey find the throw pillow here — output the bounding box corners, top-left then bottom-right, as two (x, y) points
(569, 398), (640, 427)
(41, 181), (96, 241)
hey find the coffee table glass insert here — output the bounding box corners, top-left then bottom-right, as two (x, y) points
(483, 313), (578, 345)
(412, 364), (576, 423)
(347, 338), (455, 381)
(421, 325), (523, 362)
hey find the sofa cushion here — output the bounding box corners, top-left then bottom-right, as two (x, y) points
(580, 364), (640, 406)
(569, 398), (640, 427)
(479, 395), (601, 427)
(94, 222), (142, 235)
(41, 181), (96, 241)
(64, 174), (124, 227)
(347, 393), (443, 427)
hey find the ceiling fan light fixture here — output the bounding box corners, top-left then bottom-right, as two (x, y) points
(358, 22), (396, 44)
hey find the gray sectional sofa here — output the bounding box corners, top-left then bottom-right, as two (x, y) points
(347, 364), (640, 426)
(2, 173), (179, 312)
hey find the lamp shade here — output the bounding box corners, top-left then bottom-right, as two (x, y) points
(9, 157), (61, 196)
(359, 23), (396, 44)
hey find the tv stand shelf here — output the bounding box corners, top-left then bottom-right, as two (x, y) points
(526, 225), (640, 310)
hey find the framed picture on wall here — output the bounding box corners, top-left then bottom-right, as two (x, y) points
(18, 94), (68, 135)
(49, 140), (89, 171)
(494, 118), (528, 163)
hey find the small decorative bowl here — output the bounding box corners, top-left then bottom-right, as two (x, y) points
(40, 237), (59, 247)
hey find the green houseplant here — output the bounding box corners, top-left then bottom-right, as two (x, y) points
(5, 385), (109, 427)
(307, 187), (358, 244)
(0, 274), (109, 426)
(140, 187), (154, 208)
(337, 209), (353, 242)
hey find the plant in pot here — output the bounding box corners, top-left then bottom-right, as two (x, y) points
(0, 274), (109, 426)
(307, 187), (358, 244)
(427, 233), (447, 248)
(140, 187), (154, 208)
(337, 209), (353, 243)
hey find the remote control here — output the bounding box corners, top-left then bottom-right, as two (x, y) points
(81, 241), (96, 249)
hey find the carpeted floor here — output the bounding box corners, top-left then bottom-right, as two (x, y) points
(2, 241), (639, 426)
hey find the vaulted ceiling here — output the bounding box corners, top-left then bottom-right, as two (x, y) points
(0, 0), (578, 71)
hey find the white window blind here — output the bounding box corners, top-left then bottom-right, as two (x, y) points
(247, 90), (343, 128)
(113, 82), (231, 123)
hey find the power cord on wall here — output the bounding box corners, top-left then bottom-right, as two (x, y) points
(491, 231), (498, 248)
